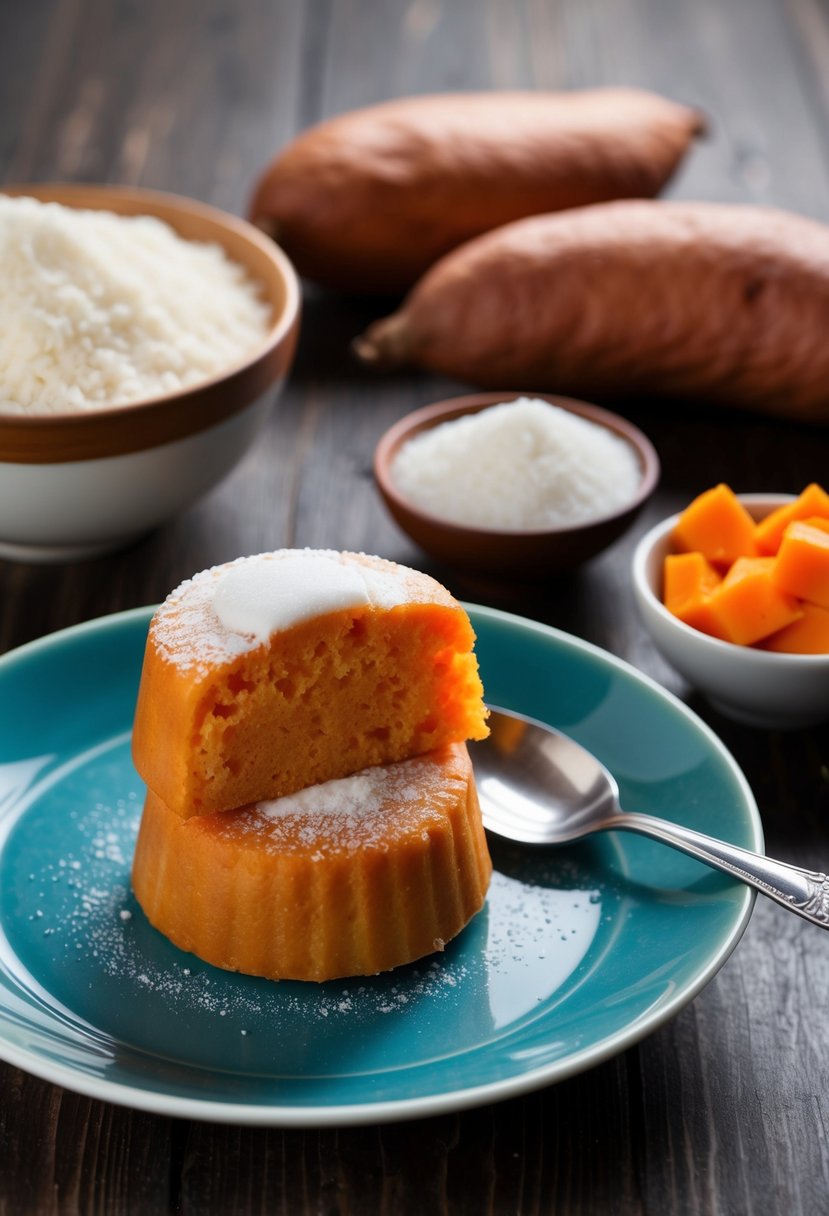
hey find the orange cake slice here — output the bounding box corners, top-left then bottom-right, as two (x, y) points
(132, 549), (488, 818)
(131, 742), (492, 981)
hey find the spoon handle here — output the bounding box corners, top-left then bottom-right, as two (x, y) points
(612, 812), (829, 928)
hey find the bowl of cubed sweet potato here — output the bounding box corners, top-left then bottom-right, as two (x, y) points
(632, 484), (829, 729)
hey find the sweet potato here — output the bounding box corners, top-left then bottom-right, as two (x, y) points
(663, 552), (725, 638)
(354, 200), (829, 419)
(760, 602), (829, 653)
(773, 520), (829, 608)
(707, 557), (803, 646)
(754, 484), (829, 553)
(249, 89), (704, 293)
(672, 484), (758, 567)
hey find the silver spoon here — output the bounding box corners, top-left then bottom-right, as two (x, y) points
(471, 707), (829, 928)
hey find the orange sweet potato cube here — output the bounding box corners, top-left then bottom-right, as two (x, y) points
(800, 516), (829, 538)
(759, 601), (829, 654)
(754, 483), (829, 555)
(671, 484), (757, 567)
(706, 556), (803, 645)
(662, 552), (727, 638)
(772, 520), (829, 609)
(663, 552), (722, 609)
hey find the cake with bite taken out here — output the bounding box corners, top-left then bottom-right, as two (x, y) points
(132, 549), (489, 819)
(130, 548), (492, 981)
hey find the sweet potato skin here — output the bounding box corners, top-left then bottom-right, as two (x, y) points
(355, 200), (829, 419)
(249, 89), (703, 293)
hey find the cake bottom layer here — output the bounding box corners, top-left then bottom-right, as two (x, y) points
(132, 742), (492, 981)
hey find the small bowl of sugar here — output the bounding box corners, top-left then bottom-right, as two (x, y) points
(374, 392), (660, 578)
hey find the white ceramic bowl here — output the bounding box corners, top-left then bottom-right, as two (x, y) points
(632, 493), (829, 729)
(0, 184), (301, 561)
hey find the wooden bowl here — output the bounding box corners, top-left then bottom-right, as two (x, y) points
(374, 392), (660, 578)
(0, 183), (301, 560)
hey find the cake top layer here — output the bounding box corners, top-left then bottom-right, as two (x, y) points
(150, 548), (458, 672)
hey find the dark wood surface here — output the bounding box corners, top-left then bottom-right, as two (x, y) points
(2, 1), (829, 1212)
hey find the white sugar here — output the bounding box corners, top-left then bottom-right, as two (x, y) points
(0, 194), (272, 414)
(391, 396), (642, 530)
(240, 752), (456, 853)
(258, 770), (385, 819)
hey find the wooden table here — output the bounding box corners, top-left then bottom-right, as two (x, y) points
(2, 1), (829, 1212)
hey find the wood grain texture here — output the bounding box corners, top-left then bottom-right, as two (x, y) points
(2, 1), (829, 1213)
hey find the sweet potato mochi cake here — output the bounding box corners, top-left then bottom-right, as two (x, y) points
(131, 549), (491, 981)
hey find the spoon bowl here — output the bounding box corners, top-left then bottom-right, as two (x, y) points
(472, 708), (829, 928)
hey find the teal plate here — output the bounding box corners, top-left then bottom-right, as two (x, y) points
(0, 605), (760, 1126)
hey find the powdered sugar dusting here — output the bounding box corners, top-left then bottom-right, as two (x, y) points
(6, 734), (612, 1058)
(20, 788), (471, 1024)
(258, 770), (384, 819)
(225, 749), (466, 854)
(149, 549), (456, 673)
(8, 765), (614, 1064)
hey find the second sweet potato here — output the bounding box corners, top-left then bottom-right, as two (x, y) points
(250, 89), (703, 293)
(354, 200), (829, 419)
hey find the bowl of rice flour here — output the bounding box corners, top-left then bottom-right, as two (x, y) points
(0, 184), (300, 561)
(374, 392), (659, 578)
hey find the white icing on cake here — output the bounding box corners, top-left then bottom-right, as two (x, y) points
(213, 553), (372, 641)
(149, 549), (456, 672)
